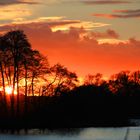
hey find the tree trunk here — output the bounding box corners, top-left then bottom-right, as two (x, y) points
(11, 58), (16, 117)
(24, 64), (28, 115)
(8, 66), (12, 85)
(0, 62), (7, 110)
(31, 73), (34, 97)
(16, 64), (20, 117)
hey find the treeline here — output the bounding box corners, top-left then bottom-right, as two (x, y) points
(84, 71), (140, 96)
(0, 30), (140, 128)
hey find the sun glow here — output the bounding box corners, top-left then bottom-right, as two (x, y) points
(5, 86), (13, 95)
(0, 86), (17, 95)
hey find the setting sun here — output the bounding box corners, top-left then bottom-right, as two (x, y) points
(5, 86), (17, 95)
(5, 86), (13, 95)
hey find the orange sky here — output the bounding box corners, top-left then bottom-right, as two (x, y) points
(0, 0), (140, 78)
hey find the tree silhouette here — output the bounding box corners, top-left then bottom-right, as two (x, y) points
(109, 71), (130, 95)
(0, 30), (51, 115)
(84, 73), (104, 86)
(130, 71), (140, 85)
(4, 30), (32, 116)
(29, 50), (49, 97)
(42, 63), (78, 96)
(0, 35), (7, 109)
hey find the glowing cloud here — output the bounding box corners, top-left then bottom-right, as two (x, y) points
(0, 21), (140, 78)
(51, 21), (110, 31)
(3, 16), (110, 31)
(98, 39), (128, 44)
(0, 8), (31, 20)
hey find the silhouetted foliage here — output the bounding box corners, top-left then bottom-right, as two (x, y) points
(0, 30), (140, 129)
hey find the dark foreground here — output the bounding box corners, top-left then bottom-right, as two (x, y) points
(0, 93), (140, 129)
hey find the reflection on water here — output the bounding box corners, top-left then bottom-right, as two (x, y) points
(0, 127), (140, 140)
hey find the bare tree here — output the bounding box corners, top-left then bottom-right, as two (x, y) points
(42, 63), (78, 96)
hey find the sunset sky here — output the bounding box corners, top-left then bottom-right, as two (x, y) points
(0, 0), (140, 78)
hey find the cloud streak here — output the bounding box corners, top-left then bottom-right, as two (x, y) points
(0, 0), (39, 6)
(7, 17), (110, 31)
(82, 0), (131, 5)
(93, 9), (140, 18)
(113, 9), (140, 13)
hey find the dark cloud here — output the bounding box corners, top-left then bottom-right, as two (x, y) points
(93, 13), (140, 18)
(82, 0), (131, 5)
(90, 29), (119, 39)
(113, 9), (140, 13)
(0, 0), (39, 6)
(93, 9), (140, 18)
(47, 20), (81, 27)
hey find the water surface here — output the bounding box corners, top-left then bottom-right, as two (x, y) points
(0, 127), (140, 140)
